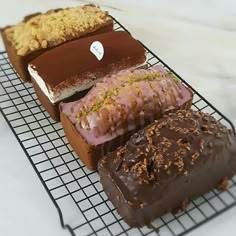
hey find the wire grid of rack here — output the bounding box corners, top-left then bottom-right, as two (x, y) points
(0, 18), (236, 236)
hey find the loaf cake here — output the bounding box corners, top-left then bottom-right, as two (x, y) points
(98, 110), (236, 227)
(29, 31), (147, 121)
(60, 66), (193, 170)
(1, 4), (113, 82)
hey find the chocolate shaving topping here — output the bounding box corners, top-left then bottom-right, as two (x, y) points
(193, 129), (200, 136)
(139, 203), (144, 208)
(208, 142), (213, 148)
(113, 110), (232, 185)
(191, 152), (200, 160)
(173, 156), (184, 172)
(199, 139), (205, 152)
(202, 115), (209, 122)
(201, 125), (208, 131)
(173, 199), (189, 214)
(206, 130), (214, 135)
(127, 201), (133, 206)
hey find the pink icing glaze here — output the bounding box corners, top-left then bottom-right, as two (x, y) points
(60, 66), (193, 145)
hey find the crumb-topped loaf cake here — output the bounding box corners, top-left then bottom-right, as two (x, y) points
(98, 110), (236, 227)
(28, 31), (147, 121)
(60, 66), (193, 170)
(1, 4), (113, 81)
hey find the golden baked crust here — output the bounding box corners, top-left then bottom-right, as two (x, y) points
(4, 4), (112, 56)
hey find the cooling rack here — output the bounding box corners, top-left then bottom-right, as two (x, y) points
(0, 17), (236, 236)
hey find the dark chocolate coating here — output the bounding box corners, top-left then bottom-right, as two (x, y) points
(98, 110), (236, 227)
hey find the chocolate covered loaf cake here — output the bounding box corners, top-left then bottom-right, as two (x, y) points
(98, 110), (236, 227)
(1, 5), (113, 82)
(60, 66), (193, 170)
(29, 31), (147, 121)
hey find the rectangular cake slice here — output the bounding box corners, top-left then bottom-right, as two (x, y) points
(98, 110), (236, 227)
(60, 66), (193, 170)
(29, 31), (147, 121)
(1, 4), (113, 82)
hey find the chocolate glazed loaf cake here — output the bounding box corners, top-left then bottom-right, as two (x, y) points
(29, 31), (147, 121)
(98, 110), (236, 227)
(1, 4), (113, 82)
(60, 66), (193, 170)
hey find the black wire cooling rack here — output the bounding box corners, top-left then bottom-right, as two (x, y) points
(0, 17), (236, 236)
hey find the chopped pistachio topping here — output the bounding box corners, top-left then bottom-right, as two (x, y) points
(76, 70), (177, 122)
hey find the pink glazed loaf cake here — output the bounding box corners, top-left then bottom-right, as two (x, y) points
(60, 66), (193, 170)
(28, 31), (147, 121)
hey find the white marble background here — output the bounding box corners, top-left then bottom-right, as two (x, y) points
(0, 0), (236, 236)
